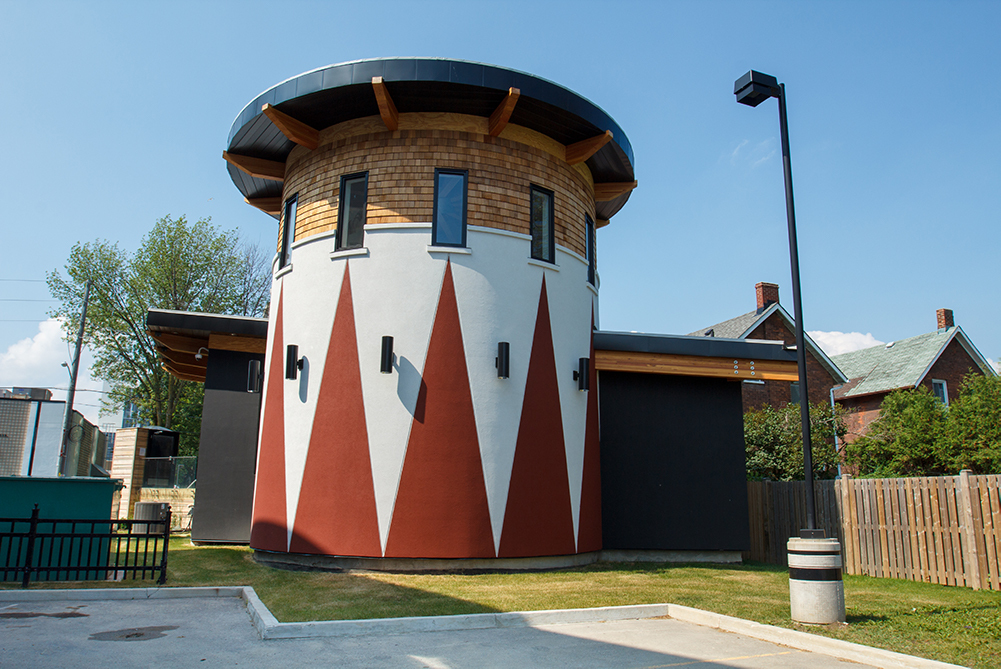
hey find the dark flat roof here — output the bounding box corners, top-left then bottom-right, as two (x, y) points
(146, 309), (268, 339)
(594, 331), (798, 362)
(226, 58), (635, 220)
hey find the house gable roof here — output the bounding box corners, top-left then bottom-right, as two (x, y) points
(690, 303), (848, 384)
(832, 326), (996, 399)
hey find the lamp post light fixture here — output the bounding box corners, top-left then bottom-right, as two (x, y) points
(735, 70), (845, 625)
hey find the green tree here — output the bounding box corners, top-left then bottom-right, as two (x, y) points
(47, 215), (270, 452)
(744, 401), (846, 481)
(843, 386), (948, 477)
(941, 374), (1001, 474)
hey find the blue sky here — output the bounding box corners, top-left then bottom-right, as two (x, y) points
(1, 0), (998, 421)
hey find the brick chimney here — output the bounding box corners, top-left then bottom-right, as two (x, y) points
(936, 308), (954, 329)
(756, 282), (779, 312)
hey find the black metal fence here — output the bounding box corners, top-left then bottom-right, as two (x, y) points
(0, 505), (170, 588)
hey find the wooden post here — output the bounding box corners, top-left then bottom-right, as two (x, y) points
(959, 470), (982, 590)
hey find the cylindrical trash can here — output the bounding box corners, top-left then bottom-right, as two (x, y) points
(787, 537), (846, 624)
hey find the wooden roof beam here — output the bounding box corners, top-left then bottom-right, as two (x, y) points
(593, 181), (638, 202)
(371, 76), (399, 131)
(261, 103), (319, 150)
(596, 218), (611, 229)
(222, 151), (286, 181)
(488, 88), (520, 137)
(147, 330), (209, 355)
(245, 196), (282, 216)
(566, 130), (613, 165)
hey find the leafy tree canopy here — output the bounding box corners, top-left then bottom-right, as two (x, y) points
(744, 401), (847, 481)
(47, 215), (271, 454)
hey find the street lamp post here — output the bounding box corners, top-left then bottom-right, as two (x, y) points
(734, 71), (845, 624)
(733, 70), (820, 537)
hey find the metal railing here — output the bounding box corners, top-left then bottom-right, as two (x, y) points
(0, 505), (170, 588)
(142, 456), (197, 488)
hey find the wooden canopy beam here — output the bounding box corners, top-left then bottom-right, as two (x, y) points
(147, 331), (209, 355)
(566, 130), (613, 165)
(245, 196), (282, 216)
(371, 76), (399, 131)
(222, 151), (286, 181)
(208, 333), (267, 354)
(596, 218), (611, 229)
(161, 363), (205, 383)
(593, 181), (638, 202)
(488, 87), (520, 137)
(262, 103), (319, 150)
(594, 350), (798, 381)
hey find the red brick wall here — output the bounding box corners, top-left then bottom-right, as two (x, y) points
(837, 393), (883, 443)
(918, 338), (984, 402)
(741, 313), (839, 412)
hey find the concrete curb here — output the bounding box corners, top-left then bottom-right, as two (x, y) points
(0, 587), (963, 669)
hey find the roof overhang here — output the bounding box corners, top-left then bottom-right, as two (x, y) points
(594, 331), (798, 381)
(146, 309), (268, 383)
(225, 58), (635, 221)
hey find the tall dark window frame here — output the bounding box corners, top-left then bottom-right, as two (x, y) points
(530, 185), (555, 263)
(432, 168), (468, 247)
(585, 214), (596, 285)
(336, 172), (368, 251)
(278, 194), (298, 269)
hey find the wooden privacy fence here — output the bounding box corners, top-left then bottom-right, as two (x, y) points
(747, 472), (1001, 591)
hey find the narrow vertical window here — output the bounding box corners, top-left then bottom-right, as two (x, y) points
(932, 379), (949, 405)
(530, 185), (554, 263)
(336, 173), (368, 251)
(432, 169), (468, 247)
(586, 214), (596, 285)
(789, 382), (801, 405)
(278, 194), (297, 269)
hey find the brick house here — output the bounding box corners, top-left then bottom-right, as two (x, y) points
(690, 282), (847, 412)
(832, 309), (996, 442)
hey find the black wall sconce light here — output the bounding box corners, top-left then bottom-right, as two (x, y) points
(573, 357), (590, 391)
(247, 359), (263, 393)
(286, 344), (304, 380)
(496, 342), (510, 379)
(380, 336), (394, 374)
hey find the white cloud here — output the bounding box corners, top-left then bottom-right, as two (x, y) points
(808, 330), (885, 357)
(990, 358), (1000, 374)
(730, 139), (748, 165)
(0, 318), (102, 424)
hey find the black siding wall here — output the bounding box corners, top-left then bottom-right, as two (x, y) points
(598, 371), (750, 551)
(191, 349), (264, 544)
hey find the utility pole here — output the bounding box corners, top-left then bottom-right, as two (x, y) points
(58, 279), (92, 476)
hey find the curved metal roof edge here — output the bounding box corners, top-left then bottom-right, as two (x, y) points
(226, 57), (634, 168)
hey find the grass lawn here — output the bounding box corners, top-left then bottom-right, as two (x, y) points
(5, 537), (999, 667)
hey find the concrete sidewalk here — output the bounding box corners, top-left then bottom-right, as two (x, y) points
(0, 588), (960, 668)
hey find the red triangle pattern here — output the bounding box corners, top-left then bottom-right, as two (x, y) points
(384, 261), (495, 558)
(498, 276), (576, 557)
(250, 287), (288, 552)
(577, 307), (602, 552)
(290, 263), (381, 557)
